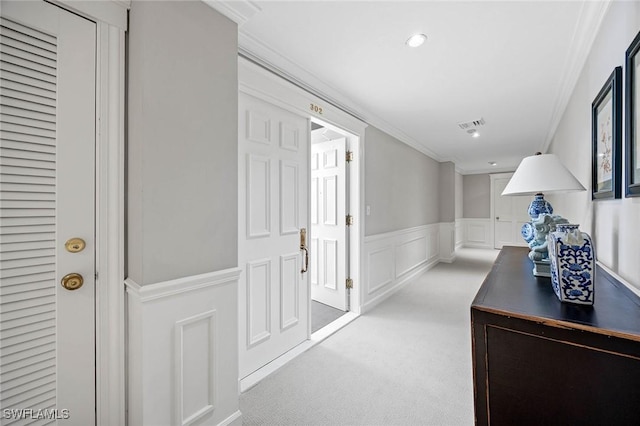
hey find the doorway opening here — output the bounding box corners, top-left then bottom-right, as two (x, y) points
(309, 120), (353, 333)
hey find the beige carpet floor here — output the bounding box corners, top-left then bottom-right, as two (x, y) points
(240, 247), (499, 426)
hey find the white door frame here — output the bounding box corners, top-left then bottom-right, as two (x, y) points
(309, 121), (351, 312)
(50, 2), (128, 424)
(490, 173), (511, 249)
(239, 57), (367, 318)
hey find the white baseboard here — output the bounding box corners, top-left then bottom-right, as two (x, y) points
(218, 410), (242, 426)
(125, 268), (241, 426)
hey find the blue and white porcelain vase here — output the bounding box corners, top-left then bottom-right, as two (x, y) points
(548, 224), (595, 305)
(527, 193), (553, 220)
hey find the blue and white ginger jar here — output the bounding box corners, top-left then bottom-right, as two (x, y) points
(548, 224), (595, 305)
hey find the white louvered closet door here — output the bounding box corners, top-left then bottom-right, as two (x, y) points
(1, 2), (96, 425)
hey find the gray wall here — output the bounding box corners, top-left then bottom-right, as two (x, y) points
(365, 126), (439, 235)
(455, 171), (463, 219)
(463, 174), (491, 218)
(439, 162), (455, 222)
(127, 1), (238, 285)
(547, 1), (640, 290)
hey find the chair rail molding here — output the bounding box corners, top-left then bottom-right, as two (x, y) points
(125, 268), (241, 426)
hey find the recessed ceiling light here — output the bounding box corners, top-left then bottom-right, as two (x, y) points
(472, 131), (480, 138)
(406, 33), (427, 48)
(489, 161), (497, 166)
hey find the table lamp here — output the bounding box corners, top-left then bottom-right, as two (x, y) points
(502, 152), (586, 277)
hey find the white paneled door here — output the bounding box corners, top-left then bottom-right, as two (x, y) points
(493, 174), (529, 249)
(310, 138), (347, 311)
(0, 2), (96, 424)
(239, 93), (309, 378)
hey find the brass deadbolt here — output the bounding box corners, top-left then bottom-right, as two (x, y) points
(61, 273), (84, 291)
(65, 238), (86, 253)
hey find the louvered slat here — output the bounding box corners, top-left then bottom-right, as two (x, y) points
(1, 88), (56, 109)
(0, 183), (55, 194)
(0, 175), (54, 186)
(1, 151), (55, 166)
(0, 18), (56, 48)
(0, 312), (54, 331)
(0, 379), (55, 408)
(0, 355), (54, 382)
(0, 225), (55, 234)
(0, 105), (55, 124)
(0, 316), (54, 340)
(0, 128), (56, 145)
(0, 44), (56, 70)
(0, 80), (56, 104)
(0, 249), (54, 262)
(1, 17), (58, 420)
(0, 61), (56, 86)
(0, 30), (56, 60)
(0, 238), (55, 255)
(0, 271), (54, 287)
(0, 209), (55, 218)
(0, 342), (55, 367)
(0, 193), (55, 202)
(0, 158), (55, 172)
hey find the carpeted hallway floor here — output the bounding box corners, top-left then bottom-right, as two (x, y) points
(240, 248), (499, 425)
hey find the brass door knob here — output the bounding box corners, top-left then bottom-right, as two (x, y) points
(65, 238), (86, 253)
(61, 273), (84, 290)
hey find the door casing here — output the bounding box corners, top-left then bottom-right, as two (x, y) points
(238, 57), (366, 382)
(490, 172), (530, 249)
(49, 1), (127, 424)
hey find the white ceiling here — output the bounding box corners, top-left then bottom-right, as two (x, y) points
(215, 0), (610, 174)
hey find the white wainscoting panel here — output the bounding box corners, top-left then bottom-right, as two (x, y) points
(455, 219), (464, 249)
(461, 218), (493, 249)
(126, 268), (241, 426)
(439, 222), (456, 263)
(363, 224), (442, 312)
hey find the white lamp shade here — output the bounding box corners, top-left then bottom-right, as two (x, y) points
(502, 153), (586, 196)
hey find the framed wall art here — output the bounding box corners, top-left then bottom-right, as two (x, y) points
(626, 31), (640, 197)
(592, 66), (622, 200)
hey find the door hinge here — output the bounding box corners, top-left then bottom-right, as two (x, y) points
(346, 278), (353, 289)
(346, 214), (354, 226)
(346, 151), (354, 163)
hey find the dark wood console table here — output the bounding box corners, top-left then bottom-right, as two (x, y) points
(471, 246), (640, 425)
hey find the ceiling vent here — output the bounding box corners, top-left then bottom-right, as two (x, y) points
(458, 118), (486, 130)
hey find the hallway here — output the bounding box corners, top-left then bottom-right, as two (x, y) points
(240, 248), (499, 425)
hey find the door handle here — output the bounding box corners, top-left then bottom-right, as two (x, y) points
(300, 228), (309, 274)
(61, 273), (84, 290)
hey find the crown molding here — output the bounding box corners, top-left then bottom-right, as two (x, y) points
(202, 0), (261, 26)
(541, 0), (612, 153)
(238, 30), (444, 162)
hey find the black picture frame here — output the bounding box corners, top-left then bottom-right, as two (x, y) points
(592, 66), (622, 200)
(625, 31), (640, 197)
